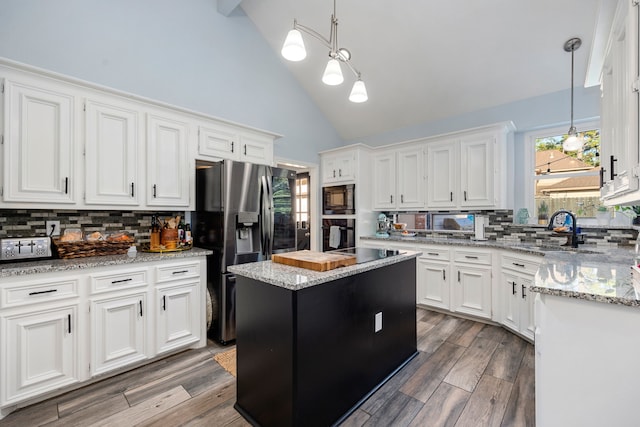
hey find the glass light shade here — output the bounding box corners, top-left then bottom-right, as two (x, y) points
(281, 29), (306, 61)
(349, 79), (368, 103)
(322, 59), (344, 85)
(563, 133), (584, 152)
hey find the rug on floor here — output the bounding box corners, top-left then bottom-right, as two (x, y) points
(213, 348), (236, 377)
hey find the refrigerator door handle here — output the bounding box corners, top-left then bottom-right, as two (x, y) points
(260, 175), (270, 257)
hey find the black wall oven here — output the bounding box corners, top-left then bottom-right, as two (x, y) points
(321, 218), (355, 252)
(322, 184), (355, 215)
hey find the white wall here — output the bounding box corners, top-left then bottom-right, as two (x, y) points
(0, 0), (343, 164)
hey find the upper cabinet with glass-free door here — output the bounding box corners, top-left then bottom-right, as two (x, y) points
(600, 0), (640, 205)
(3, 78), (77, 205)
(372, 145), (425, 210)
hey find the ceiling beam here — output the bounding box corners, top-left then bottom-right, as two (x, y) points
(217, 0), (243, 17)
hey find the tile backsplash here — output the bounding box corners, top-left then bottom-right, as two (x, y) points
(0, 209), (184, 243)
(385, 209), (639, 247)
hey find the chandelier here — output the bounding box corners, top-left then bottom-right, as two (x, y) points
(562, 37), (584, 152)
(281, 0), (368, 103)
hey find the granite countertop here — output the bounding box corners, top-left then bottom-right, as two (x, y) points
(362, 235), (640, 307)
(0, 247), (213, 278)
(228, 250), (421, 291)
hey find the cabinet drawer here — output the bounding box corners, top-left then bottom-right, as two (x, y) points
(90, 268), (148, 294)
(453, 249), (492, 265)
(1, 278), (79, 308)
(418, 246), (450, 261)
(502, 253), (541, 275)
(156, 262), (200, 283)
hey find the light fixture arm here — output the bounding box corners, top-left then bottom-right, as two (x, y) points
(564, 37), (582, 135)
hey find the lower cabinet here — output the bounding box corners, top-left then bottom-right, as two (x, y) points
(451, 249), (492, 320)
(416, 247), (451, 310)
(500, 253), (540, 341)
(3, 305), (80, 404)
(0, 256), (206, 419)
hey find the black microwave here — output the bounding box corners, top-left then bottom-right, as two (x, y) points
(322, 184), (355, 215)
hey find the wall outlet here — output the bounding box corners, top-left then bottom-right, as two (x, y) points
(375, 312), (383, 333)
(46, 220), (61, 236)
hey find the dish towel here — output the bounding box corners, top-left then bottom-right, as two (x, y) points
(329, 226), (341, 249)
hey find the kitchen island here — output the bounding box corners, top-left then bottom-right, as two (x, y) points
(228, 249), (420, 427)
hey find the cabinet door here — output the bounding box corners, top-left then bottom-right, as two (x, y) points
(240, 132), (274, 165)
(4, 305), (79, 402)
(372, 152), (396, 209)
(322, 153), (355, 184)
(198, 124), (239, 160)
(85, 98), (141, 206)
(452, 265), (492, 319)
(520, 276), (535, 341)
(147, 113), (190, 207)
(460, 134), (495, 207)
(501, 271), (520, 333)
(3, 79), (75, 204)
(397, 147), (425, 209)
(417, 258), (450, 310)
(156, 281), (201, 354)
(91, 293), (148, 375)
(426, 140), (457, 208)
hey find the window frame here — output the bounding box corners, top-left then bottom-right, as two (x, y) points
(522, 119), (600, 220)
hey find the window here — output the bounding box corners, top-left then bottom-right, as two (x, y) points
(524, 121), (601, 222)
(295, 173), (309, 229)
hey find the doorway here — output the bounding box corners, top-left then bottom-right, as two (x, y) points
(295, 172), (311, 250)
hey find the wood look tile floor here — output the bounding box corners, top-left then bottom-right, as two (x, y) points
(1, 308), (534, 427)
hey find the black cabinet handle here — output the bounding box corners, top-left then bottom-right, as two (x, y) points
(28, 289), (57, 296)
(610, 155), (618, 180)
(139, 300), (143, 317)
(333, 170), (336, 178)
(443, 269), (446, 281)
(457, 271), (461, 282)
(428, 252), (439, 256)
(244, 144), (247, 155)
(131, 182), (135, 197)
(390, 195), (393, 203)
(600, 167), (605, 188)
(162, 295), (166, 311)
(152, 184), (157, 198)
(512, 281), (517, 295)
(68, 314), (71, 334)
(172, 270), (188, 275)
(64, 177), (69, 194)
(464, 190), (467, 201)
(339, 168), (342, 177)
(231, 141), (234, 153)
(522, 284), (527, 299)
(401, 194), (404, 203)
(450, 192), (453, 202)
(512, 262), (525, 268)
(111, 278), (133, 284)
(465, 255), (479, 259)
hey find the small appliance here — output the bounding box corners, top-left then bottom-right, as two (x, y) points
(322, 184), (355, 214)
(376, 213), (390, 237)
(1, 237), (52, 261)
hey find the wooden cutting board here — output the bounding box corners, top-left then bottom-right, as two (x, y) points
(272, 250), (357, 272)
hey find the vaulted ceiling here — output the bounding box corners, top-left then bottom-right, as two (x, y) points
(239, 0), (610, 140)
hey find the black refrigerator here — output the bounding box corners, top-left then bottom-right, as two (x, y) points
(192, 160), (296, 344)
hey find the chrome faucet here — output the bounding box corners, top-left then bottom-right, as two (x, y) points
(547, 209), (580, 248)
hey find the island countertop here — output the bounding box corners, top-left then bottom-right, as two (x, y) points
(228, 250), (421, 290)
(0, 247), (213, 278)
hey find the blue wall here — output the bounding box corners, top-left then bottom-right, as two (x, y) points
(0, 0), (343, 164)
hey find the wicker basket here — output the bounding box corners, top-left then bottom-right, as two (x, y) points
(53, 239), (133, 259)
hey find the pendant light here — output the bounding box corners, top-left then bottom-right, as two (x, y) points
(281, 0), (368, 103)
(562, 37), (584, 152)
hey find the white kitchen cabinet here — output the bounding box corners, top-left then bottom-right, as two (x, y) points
(372, 146), (425, 210)
(3, 78), (77, 204)
(90, 292), (149, 376)
(600, 0), (640, 205)
(156, 281), (200, 354)
(500, 253), (540, 341)
(416, 247), (451, 310)
(198, 123), (274, 165)
(84, 97), (142, 206)
(451, 249), (492, 319)
(426, 139), (457, 208)
(146, 112), (191, 207)
(321, 150), (356, 184)
(425, 123), (511, 210)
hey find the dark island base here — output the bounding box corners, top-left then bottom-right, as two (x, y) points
(234, 259), (417, 427)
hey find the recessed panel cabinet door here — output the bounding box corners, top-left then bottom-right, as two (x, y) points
(4, 305), (79, 403)
(427, 140), (457, 208)
(91, 293), (148, 376)
(396, 148), (425, 209)
(460, 135), (495, 207)
(156, 281), (200, 354)
(417, 258), (450, 310)
(372, 152), (396, 209)
(452, 265), (492, 319)
(85, 98), (141, 205)
(147, 113), (190, 207)
(3, 80), (75, 203)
